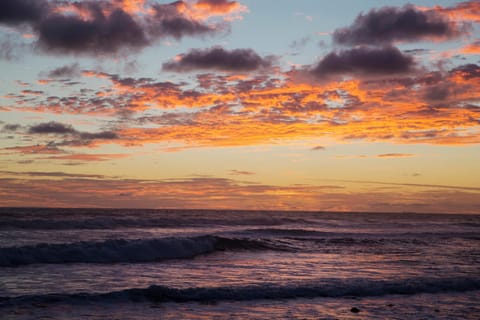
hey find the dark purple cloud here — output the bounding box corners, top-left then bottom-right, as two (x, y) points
(450, 64), (480, 79)
(0, 0), (226, 56)
(424, 84), (450, 101)
(148, 3), (216, 39)
(163, 46), (273, 72)
(333, 5), (467, 45)
(79, 131), (118, 140)
(197, 0), (236, 6)
(311, 46), (415, 77)
(37, 7), (148, 55)
(27, 121), (119, 144)
(0, 0), (48, 25)
(29, 121), (76, 134)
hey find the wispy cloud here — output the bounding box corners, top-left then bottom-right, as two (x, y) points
(230, 169), (255, 175)
(376, 153), (415, 158)
(0, 175), (478, 213)
(329, 179), (480, 192)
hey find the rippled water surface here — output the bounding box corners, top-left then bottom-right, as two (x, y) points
(1, 208), (479, 319)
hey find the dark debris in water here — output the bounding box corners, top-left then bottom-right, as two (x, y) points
(350, 307), (360, 313)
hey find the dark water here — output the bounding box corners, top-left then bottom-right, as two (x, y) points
(1, 208), (479, 319)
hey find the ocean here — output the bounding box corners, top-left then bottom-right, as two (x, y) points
(0, 208), (479, 319)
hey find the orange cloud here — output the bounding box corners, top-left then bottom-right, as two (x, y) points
(181, 0), (249, 21)
(53, 2), (101, 20)
(376, 153), (415, 158)
(4, 62), (480, 150)
(461, 41), (480, 54)
(42, 153), (128, 162)
(148, 71), (479, 146)
(435, 1), (480, 23)
(3, 145), (64, 155)
(195, 0), (241, 14)
(81, 70), (111, 79)
(21, 90), (44, 96)
(37, 79), (53, 85)
(0, 175), (478, 213)
(115, 0), (148, 14)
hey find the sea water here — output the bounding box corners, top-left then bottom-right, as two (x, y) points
(0, 208), (479, 319)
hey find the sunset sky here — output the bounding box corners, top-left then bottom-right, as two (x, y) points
(0, 0), (479, 213)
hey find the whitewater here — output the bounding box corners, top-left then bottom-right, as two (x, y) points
(0, 208), (479, 319)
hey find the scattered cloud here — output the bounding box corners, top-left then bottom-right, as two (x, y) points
(193, 0), (248, 20)
(0, 0), (48, 26)
(0, 175), (478, 213)
(0, 1), (479, 213)
(289, 36), (312, 50)
(37, 4), (148, 55)
(15, 121), (120, 149)
(29, 121), (76, 134)
(0, 34), (27, 60)
(3, 144), (65, 155)
(435, 0), (480, 23)
(230, 169), (255, 175)
(333, 4), (469, 45)
(2, 124), (22, 132)
(333, 179), (480, 192)
(461, 40), (480, 54)
(41, 153), (128, 162)
(0, 0), (246, 56)
(146, 2), (218, 40)
(1, 1), (479, 154)
(310, 46), (416, 77)
(46, 63), (80, 78)
(335, 153), (415, 159)
(0, 170), (107, 179)
(78, 131), (118, 140)
(376, 153), (415, 158)
(163, 46), (274, 72)
(4, 60), (480, 148)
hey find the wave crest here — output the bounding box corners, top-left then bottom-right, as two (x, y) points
(2, 276), (479, 306)
(0, 236), (287, 267)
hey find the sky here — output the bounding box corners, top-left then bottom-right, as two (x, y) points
(0, 0), (479, 213)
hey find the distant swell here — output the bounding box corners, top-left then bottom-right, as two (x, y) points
(0, 236), (286, 267)
(0, 217), (313, 230)
(245, 228), (480, 241)
(2, 276), (480, 307)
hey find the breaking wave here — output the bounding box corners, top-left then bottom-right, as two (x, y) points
(1, 276), (479, 306)
(0, 236), (288, 267)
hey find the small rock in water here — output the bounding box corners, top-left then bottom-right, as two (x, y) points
(386, 303), (395, 307)
(350, 307), (360, 313)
